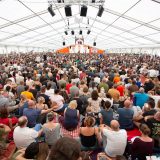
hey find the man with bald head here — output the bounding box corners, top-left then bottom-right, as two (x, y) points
(23, 100), (54, 128)
(117, 99), (134, 130)
(100, 120), (127, 158)
(13, 116), (42, 149)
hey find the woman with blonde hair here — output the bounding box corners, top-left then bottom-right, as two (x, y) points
(62, 100), (79, 131)
(36, 96), (48, 110)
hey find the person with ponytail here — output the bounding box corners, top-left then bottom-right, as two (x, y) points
(131, 123), (154, 160)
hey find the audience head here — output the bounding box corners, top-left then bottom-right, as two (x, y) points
(49, 137), (81, 160)
(18, 116), (28, 127)
(0, 107), (9, 118)
(104, 100), (111, 110)
(110, 120), (120, 131)
(47, 83), (52, 90)
(69, 100), (77, 109)
(47, 112), (54, 122)
(84, 116), (95, 127)
(37, 96), (45, 104)
(91, 90), (98, 101)
(124, 100), (131, 108)
(147, 100), (155, 109)
(139, 123), (151, 136)
(28, 100), (36, 108)
(154, 111), (160, 121)
(54, 89), (60, 94)
(24, 142), (49, 160)
(25, 85), (30, 91)
(139, 87), (144, 93)
(41, 85), (46, 93)
(83, 87), (88, 93)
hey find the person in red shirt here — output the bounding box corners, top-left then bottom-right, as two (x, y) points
(66, 79), (73, 94)
(0, 107), (18, 140)
(116, 82), (125, 97)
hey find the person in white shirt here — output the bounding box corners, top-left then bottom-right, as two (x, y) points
(100, 120), (127, 158)
(45, 83), (54, 97)
(50, 89), (66, 112)
(26, 76), (34, 88)
(94, 75), (101, 84)
(13, 116), (42, 149)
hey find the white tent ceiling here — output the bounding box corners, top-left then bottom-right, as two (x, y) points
(0, 0), (160, 51)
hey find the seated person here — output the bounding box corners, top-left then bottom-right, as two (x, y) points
(18, 94), (28, 117)
(131, 124), (154, 160)
(79, 116), (100, 148)
(117, 100), (134, 130)
(42, 112), (60, 146)
(23, 100), (54, 127)
(0, 106), (18, 140)
(100, 100), (113, 126)
(15, 142), (49, 160)
(50, 89), (67, 113)
(100, 120), (127, 159)
(13, 116), (42, 149)
(61, 100), (79, 131)
(142, 100), (157, 117)
(0, 124), (11, 159)
(48, 137), (82, 160)
(145, 111), (160, 149)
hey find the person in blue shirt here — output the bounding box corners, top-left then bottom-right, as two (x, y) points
(133, 88), (149, 108)
(23, 100), (54, 128)
(117, 100), (134, 130)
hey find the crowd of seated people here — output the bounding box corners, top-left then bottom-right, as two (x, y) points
(0, 52), (160, 160)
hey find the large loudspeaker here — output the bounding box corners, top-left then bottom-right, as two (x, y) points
(63, 42), (65, 46)
(93, 42), (96, 46)
(43, 55), (47, 61)
(65, 5), (72, 17)
(97, 5), (104, 17)
(80, 5), (87, 17)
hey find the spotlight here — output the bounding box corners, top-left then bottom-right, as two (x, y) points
(92, 0), (96, 3)
(48, 5), (55, 17)
(97, 5), (104, 17)
(79, 30), (82, 35)
(93, 42), (96, 46)
(71, 30), (74, 35)
(57, 0), (61, 3)
(64, 31), (68, 35)
(80, 5), (88, 17)
(65, 5), (72, 17)
(63, 42), (65, 46)
(87, 30), (91, 34)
